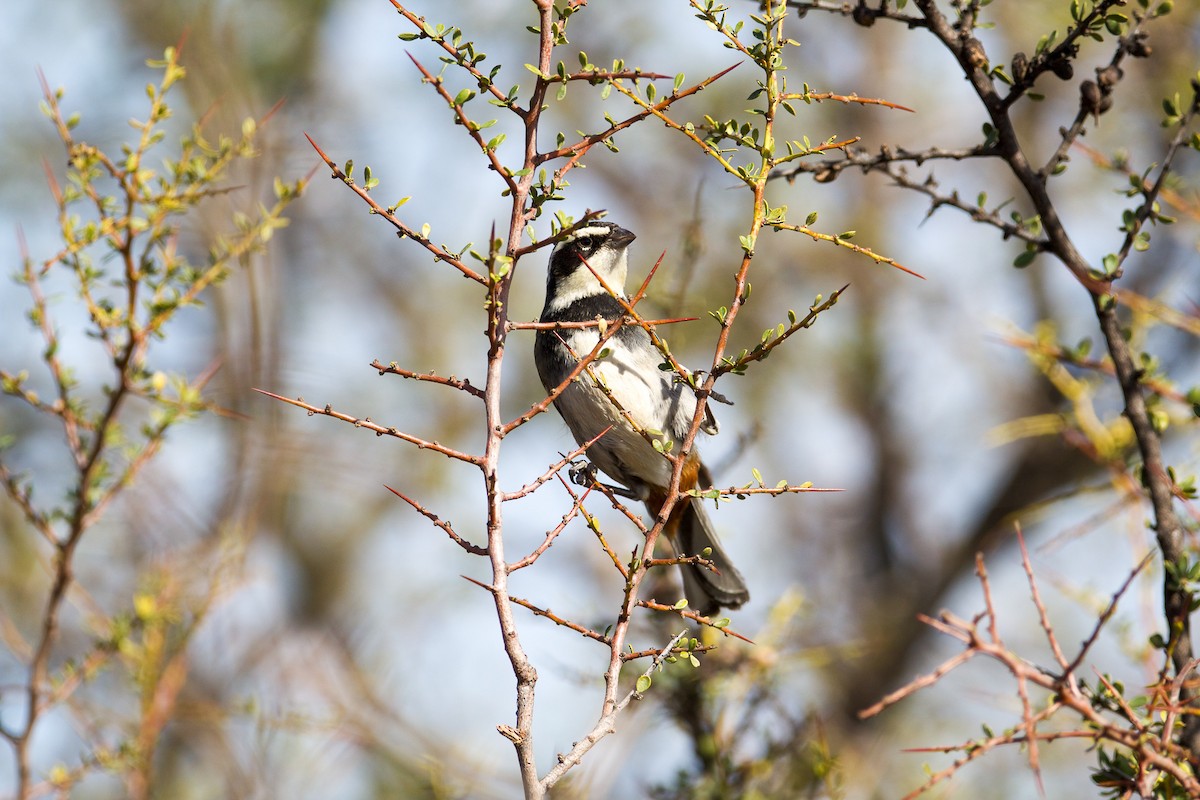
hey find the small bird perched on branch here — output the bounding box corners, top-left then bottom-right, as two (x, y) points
(534, 220), (749, 615)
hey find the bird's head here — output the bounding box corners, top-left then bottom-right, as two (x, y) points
(544, 221), (637, 311)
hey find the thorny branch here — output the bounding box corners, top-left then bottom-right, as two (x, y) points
(264, 0), (914, 796)
(303, 133), (486, 285)
(269, 3), (783, 797)
(251, 389), (482, 465)
(369, 359), (485, 399)
(385, 484), (488, 556)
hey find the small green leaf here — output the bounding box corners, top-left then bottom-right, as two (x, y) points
(1013, 249), (1037, 268)
(635, 674), (652, 693)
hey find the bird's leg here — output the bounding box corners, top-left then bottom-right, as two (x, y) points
(568, 460), (640, 500)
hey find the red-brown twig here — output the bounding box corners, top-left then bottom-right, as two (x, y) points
(498, 586), (611, 646)
(507, 478), (591, 572)
(388, 1), (525, 114)
(502, 429), (613, 503)
(713, 285), (850, 377)
(578, 471), (650, 535)
(975, 553), (1000, 645)
(859, 534), (1200, 797)
(539, 629), (688, 788)
(370, 359), (485, 399)
(405, 52), (518, 194)
(635, 599), (754, 643)
(302, 133), (485, 285)
(252, 388), (481, 465)
(770, 223), (924, 278)
(562, 480), (630, 579)
(536, 63), (741, 188)
(1061, 549), (1152, 679)
(690, 483), (842, 500)
(858, 646), (977, 719)
(1015, 524), (1070, 673)
(385, 484), (487, 556)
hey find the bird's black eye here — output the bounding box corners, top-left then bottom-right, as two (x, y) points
(575, 235), (594, 253)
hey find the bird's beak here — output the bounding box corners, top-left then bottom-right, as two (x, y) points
(610, 226), (636, 247)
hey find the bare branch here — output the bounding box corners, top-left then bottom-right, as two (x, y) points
(252, 388), (482, 465)
(506, 478), (589, 571)
(539, 630), (689, 793)
(370, 359), (485, 400)
(385, 484), (488, 556)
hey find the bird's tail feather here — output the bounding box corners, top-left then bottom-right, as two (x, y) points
(671, 498), (749, 617)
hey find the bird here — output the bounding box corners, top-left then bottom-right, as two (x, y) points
(533, 220), (750, 616)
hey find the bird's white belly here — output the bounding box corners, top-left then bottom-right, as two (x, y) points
(556, 342), (680, 491)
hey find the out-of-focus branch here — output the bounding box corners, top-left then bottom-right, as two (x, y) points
(860, 532), (1196, 798)
(780, 0), (1200, 759)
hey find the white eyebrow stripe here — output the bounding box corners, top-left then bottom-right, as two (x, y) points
(571, 225), (613, 239)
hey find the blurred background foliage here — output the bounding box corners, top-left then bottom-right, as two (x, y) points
(1, 1), (1199, 798)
